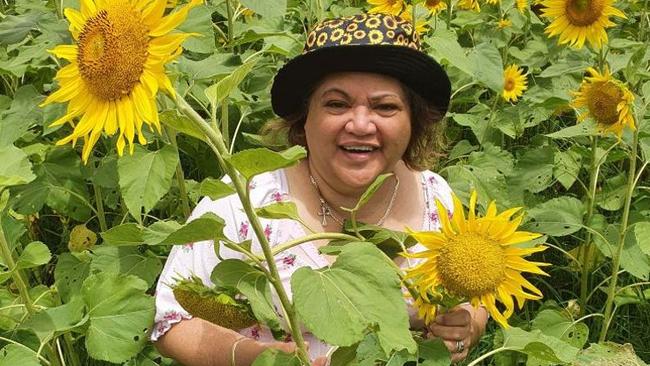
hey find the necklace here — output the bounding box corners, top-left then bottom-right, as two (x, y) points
(308, 172), (400, 227)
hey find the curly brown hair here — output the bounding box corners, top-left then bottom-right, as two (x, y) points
(262, 81), (446, 171)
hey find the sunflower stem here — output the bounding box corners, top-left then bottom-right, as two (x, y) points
(0, 222), (36, 315)
(91, 180), (108, 232)
(599, 123), (640, 342)
(167, 128), (191, 218)
(175, 96), (311, 366)
(578, 136), (599, 317)
(445, 0), (453, 28)
(225, 0), (234, 49)
(221, 100), (230, 148)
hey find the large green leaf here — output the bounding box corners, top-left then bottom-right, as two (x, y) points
(524, 197), (584, 236)
(14, 241), (51, 270)
(90, 246), (163, 288)
(510, 146), (555, 193)
(620, 225), (650, 280)
(227, 146), (306, 181)
(0, 344), (39, 366)
(53, 252), (91, 302)
(0, 145), (35, 187)
(417, 339), (451, 366)
(0, 11), (42, 45)
(426, 29), (473, 76)
(199, 177), (236, 200)
(501, 327), (580, 364)
(159, 111), (207, 142)
(530, 309), (588, 349)
(575, 342), (648, 365)
(445, 164), (517, 210)
(291, 242), (415, 354)
(211, 259), (281, 332)
(468, 43), (504, 93)
(595, 173), (627, 211)
(12, 148), (91, 221)
(251, 348), (302, 366)
(240, 0), (287, 18)
(19, 296), (86, 343)
(100, 223), (144, 246)
(635, 222), (650, 256)
(0, 86), (42, 148)
(546, 121), (599, 139)
(205, 58), (259, 107)
(553, 148), (583, 190)
(82, 273), (155, 363)
(354, 174), (393, 211)
(256, 201), (301, 221)
(118, 145), (179, 222)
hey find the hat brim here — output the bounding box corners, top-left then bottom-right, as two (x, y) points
(270, 45), (451, 118)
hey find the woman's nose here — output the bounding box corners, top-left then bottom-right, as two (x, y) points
(344, 106), (377, 135)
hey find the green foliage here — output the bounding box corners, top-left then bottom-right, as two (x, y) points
(227, 146), (307, 181)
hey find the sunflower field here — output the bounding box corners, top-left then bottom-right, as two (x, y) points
(0, 0), (649, 365)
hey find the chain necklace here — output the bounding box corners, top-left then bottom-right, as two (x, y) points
(308, 172), (400, 227)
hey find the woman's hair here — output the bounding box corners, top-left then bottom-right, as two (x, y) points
(262, 81), (446, 171)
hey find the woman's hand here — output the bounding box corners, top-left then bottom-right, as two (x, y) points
(427, 305), (487, 363)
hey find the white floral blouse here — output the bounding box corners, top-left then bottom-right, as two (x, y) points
(151, 169), (454, 360)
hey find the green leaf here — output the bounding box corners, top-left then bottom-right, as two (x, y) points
(251, 348), (302, 366)
(524, 197), (584, 236)
(199, 177), (236, 200)
(240, 0), (287, 18)
(468, 43), (504, 93)
(256, 201), (301, 221)
(82, 273), (155, 363)
(510, 146), (555, 193)
(531, 309), (589, 349)
(426, 29), (473, 76)
(614, 287), (650, 307)
(101, 223), (145, 246)
(205, 58), (259, 107)
(159, 111), (207, 142)
(90, 246), (163, 288)
(354, 173), (393, 211)
(149, 213), (226, 246)
(595, 173), (626, 211)
(0, 145), (35, 187)
(211, 259), (281, 332)
(553, 148), (583, 190)
(446, 164), (516, 210)
(53, 252), (91, 302)
(19, 296), (86, 343)
(0, 12), (42, 45)
(291, 242), (416, 354)
(118, 145), (179, 222)
(468, 143), (515, 176)
(227, 146), (306, 181)
(575, 342), (648, 365)
(0, 86), (42, 148)
(0, 344), (40, 366)
(501, 327), (580, 364)
(634, 222), (650, 256)
(538, 60), (591, 78)
(620, 226), (650, 280)
(546, 121), (599, 139)
(15, 241), (51, 270)
(418, 338), (451, 366)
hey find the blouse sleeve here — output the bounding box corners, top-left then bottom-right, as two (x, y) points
(151, 195), (245, 341)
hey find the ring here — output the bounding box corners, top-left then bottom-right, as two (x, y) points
(455, 340), (465, 353)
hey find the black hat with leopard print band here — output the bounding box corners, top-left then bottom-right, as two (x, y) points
(270, 13), (451, 119)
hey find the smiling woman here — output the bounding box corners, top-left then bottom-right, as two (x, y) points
(153, 12), (488, 366)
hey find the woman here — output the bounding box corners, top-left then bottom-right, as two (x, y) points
(153, 13), (488, 366)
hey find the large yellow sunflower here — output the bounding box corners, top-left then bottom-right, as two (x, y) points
(457, 0), (481, 12)
(41, 0), (202, 163)
(572, 66), (635, 137)
(423, 0), (447, 15)
(368, 0), (404, 16)
(540, 0), (626, 49)
(502, 64), (528, 102)
(404, 191), (549, 328)
(516, 0), (527, 13)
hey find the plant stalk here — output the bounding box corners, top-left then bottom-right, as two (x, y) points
(168, 129), (191, 218)
(0, 226), (36, 314)
(579, 136), (599, 316)
(91, 174), (108, 232)
(599, 127), (640, 341)
(176, 96), (311, 365)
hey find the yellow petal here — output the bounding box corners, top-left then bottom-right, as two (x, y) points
(149, 0), (203, 37)
(49, 45), (78, 60)
(64, 8), (85, 31)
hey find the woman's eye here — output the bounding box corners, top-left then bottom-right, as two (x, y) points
(376, 104), (399, 112)
(325, 101), (347, 109)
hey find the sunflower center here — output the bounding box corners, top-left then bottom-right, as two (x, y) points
(77, 2), (149, 101)
(504, 78), (516, 91)
(586, 81), (623, 125)
(425, 0), (442, 6)
(437, 232), (506, 297)
(565, 0), (605, 26)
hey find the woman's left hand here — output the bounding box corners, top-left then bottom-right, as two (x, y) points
(427, 304), (487, 363)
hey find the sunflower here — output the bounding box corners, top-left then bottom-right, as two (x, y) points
(457, 0), (481, 12)
(368, 0), (404, 16)
(502, 65), (528, 102)
(498, 18), (513, 28)
(516, 0), (527, 12)
(540, 0), (626, 49)
(485, 0), (500, 4)
(40, 0), (202, 163)
(572, 66), (635, 137)
(399, 5), (429, 34)
(423, 0), (447, 15)
(404, 191), (549, 328)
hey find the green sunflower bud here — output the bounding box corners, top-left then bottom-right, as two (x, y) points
(172, 276), (256, 330)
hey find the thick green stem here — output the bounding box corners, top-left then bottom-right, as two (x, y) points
(91, 178), (107, 232)
(445, 0), (452, 29)
(221, 100), (230, 148)
(0, 227), (36, 314)
(175, 96), (311, 365)
(599, 128), (640, 341)
(168, 130), (191, 218)
(579, 136), (599, 317)
(225, 0), (234, 49)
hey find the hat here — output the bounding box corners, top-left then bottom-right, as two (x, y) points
(270, 13), (451, 119)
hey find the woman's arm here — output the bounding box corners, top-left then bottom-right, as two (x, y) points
(154, 318), (302, 366)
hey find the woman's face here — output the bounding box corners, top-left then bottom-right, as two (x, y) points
(304, 72), (412, 192)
